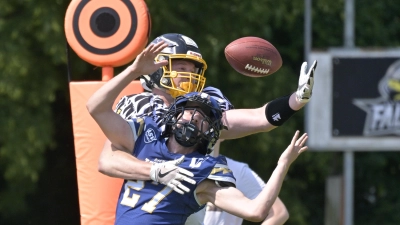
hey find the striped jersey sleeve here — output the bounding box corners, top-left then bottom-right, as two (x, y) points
(114, 92), (168, 127)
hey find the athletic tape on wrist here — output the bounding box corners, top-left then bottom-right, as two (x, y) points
(265, 95), (297, 126)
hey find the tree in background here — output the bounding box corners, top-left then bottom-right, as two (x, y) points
(0, 0), (65, 217)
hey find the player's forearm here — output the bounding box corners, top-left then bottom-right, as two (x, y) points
(289, 92), (306, 111)
(98, 143), (152, 180)
(262, 212), (289, 225)
(204, 163), (290, 222)
(251, 162), (290, 220)
(261, 197), (289, 225)
(99, 156), (152, 181)
(220, 106), (275, 140)
(87, 65), (140, 115)
(220, 92), (307, 140)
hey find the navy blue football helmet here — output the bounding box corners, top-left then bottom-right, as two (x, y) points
(140, 33), (207, 98)
(162, 92), (223, 155)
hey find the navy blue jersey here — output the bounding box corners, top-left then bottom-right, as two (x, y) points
(114, 117), (235, 225)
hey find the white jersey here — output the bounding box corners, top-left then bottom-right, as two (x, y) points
(186, 157), (265, 225)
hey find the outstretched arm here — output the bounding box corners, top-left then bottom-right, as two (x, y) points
(98, 139), (152, 180)
(99, 139), (196, 195)
(262, 197), (289, 225)
(86, 41), (168, 150)
(197, 131), (308, 222)
(220, 61), (317, 140)
(220, 93), (302, 139)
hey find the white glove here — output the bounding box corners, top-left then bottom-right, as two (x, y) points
(296, 60), (317, 103)
(149, 155), (196, 195)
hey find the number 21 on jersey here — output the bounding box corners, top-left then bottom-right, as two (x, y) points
(120, 180), (173, 213)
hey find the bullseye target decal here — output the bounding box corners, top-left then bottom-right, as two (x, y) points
(65, 0), (151, 67)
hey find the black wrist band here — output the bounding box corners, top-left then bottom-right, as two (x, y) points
(265, 95), (297, 126)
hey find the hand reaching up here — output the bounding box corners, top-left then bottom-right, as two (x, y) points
(278, 130), (308, 166)
(129, 41), (169, 76)
(296, 60), (317, 103)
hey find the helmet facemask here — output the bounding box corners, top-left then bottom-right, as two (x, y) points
(162, 93), (222, 155)
(140, 33), (208, 97)
(172, 107), (215, 147)
(156, 54), (207, 98)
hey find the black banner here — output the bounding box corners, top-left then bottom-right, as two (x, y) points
(332, 57), (400, 137)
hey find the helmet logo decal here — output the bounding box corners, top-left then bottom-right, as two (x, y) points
(353, 59), (400, 136)
(157, 36), (179, 46)
(187, 50), (202, 58)
(156, 36), (179, 54)
(200, 92), (211, 100)
(144, 128), (157, 143)
(181, 35), (198, 48)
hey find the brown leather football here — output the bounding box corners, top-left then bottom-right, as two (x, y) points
(225, 37), (282, 77)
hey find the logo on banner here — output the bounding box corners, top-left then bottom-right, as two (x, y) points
(353, 59), (400, 136)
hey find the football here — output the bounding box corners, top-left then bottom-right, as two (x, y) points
(224, 37), (282, 77)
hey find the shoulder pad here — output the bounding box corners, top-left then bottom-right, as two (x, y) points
(203, 86), (234, 111)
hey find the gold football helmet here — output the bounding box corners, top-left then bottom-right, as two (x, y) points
(141, 33), (207, 98)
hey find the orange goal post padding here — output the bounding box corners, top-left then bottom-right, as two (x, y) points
(69, 81), (143, 225)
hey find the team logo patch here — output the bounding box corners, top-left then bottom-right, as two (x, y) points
(144, 128), (157, 143)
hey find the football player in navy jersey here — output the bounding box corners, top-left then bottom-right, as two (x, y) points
(114, 92), (237, 224)
(87, 41), (309, 225)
